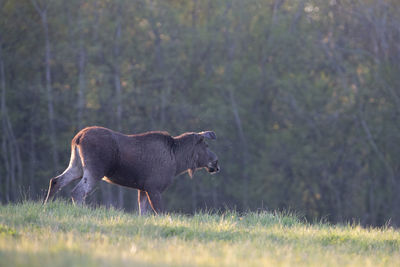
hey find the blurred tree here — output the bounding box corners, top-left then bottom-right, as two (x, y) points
(1, 0), (400, 226)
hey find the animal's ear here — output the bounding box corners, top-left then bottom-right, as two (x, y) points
(198, 131), (217, 140)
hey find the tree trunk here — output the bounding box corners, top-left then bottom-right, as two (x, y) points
(229, 89), (250, 208)
(222, 2), (250, 209)
(113, 11), (124, 209)
(31, 0), (59, 172)
(148, 0), (168, 128)
(77, 44), (86, 129)
(29, 121), (37, 196)
(113, 17), (122, 132)
(0, 35), (22, 202)
(0, 36), (10, 202)
(42, 12), (59, 172)
(191, 180), (197, 213)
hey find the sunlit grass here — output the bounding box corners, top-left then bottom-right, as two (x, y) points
(0, 201), (399, 266)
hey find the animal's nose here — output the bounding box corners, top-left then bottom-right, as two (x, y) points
(207, 160), (220, 173)
(214, 160), (220, 172)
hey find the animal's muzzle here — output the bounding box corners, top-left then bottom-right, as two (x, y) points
(207, 160), (220, 174)
(43, 178), (60, 204)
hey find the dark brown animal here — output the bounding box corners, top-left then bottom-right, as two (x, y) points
(44, 126), (219, 214)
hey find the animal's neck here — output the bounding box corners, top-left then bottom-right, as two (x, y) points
(173, 135), (196, 176)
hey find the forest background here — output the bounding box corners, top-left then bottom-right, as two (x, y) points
(1, 0), (400, 227)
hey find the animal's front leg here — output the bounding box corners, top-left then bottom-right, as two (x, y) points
(138, 190), (149, 215)
(146, 191), (163, 215)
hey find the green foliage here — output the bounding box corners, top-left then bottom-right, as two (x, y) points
(1, 0), (400, 226)
(0, 224), (18, 238)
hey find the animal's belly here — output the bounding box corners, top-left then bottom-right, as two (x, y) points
(102, 174), (144, 190)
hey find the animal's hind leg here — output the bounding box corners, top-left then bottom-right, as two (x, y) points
(71, 169), (101, 205)
(146, 191), (163, 215)
(44, 146), (83, 204)
(138, 190), (149, 215)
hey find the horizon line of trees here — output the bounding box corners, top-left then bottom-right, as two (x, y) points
(1, 0), (400, 226)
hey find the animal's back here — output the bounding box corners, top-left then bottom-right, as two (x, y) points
(72, 126), (116, 145)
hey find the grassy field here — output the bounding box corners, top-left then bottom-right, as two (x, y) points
(0, 201), (399, 267)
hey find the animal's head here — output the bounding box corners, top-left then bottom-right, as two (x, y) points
(188, 131), (220, 177)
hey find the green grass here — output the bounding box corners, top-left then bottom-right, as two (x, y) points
(0, 201), (399, 266)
